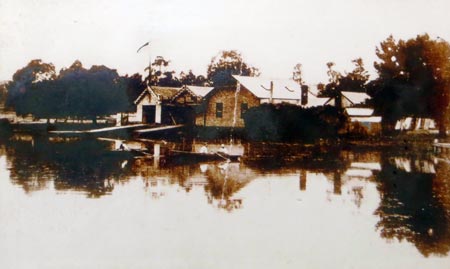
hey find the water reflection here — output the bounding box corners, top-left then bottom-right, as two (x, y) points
(203, 162), (255, 211)
(0, 135), (449, 259)
(374, 153), (450, 257)
(3, 135), (134, 197)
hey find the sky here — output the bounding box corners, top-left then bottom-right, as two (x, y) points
(0, 0), (449, 84)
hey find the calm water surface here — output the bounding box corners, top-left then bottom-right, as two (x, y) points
(0, 135), (449, 269)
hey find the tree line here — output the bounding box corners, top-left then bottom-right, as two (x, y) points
(3, 33), (450, 136)
(294, 34), (450, 137)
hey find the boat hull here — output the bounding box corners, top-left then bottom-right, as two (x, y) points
(167, 150), (241, 164)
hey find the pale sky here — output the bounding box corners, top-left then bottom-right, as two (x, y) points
(1, 0), (449, 84)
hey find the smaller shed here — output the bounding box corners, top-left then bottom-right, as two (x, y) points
(326, 91), (371, 108)
(345, 107), (382, 135)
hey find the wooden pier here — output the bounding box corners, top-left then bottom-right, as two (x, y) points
(433, 141), (450, 160)
(133, 124), (185, 134)
(48, 123), (185, 137)
(48, 124), (149, 134)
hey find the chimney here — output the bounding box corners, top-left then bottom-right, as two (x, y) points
(301, 85), (308, 105)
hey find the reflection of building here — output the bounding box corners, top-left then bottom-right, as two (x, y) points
(204, 162), (256, 211)
(145, 177), (169, 199)
(395, 117), (436, 131)
(392, 157), (436, 174)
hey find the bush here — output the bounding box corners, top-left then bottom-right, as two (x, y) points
(243, 103), (347, 142)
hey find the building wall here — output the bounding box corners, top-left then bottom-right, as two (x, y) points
(130, 93), (153, 123)
(196, 87), (260, 127)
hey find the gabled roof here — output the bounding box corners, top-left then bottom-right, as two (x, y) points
(171, 85), (215, 101)
(341, 91), (370, 105)
(134, 87), (154, 105)
(233, 75), (302, 100)
(186, 86), (214, 98)
(233, 75), (329, 107)
(151, 86), (181, 100)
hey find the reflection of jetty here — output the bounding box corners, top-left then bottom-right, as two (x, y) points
(433, 141), (450, 161)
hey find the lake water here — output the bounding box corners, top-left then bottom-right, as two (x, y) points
(0, 135), (449, 269)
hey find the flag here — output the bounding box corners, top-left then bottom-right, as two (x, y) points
(137, 42), (150, 53)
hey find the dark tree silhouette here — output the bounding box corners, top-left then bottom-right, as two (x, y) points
(6, 60), (129, 122)
(319, 59), (370, 105)
(207, 50), (259, 87)
(124, 73), (146, 110)
(5, 59), (57, 112)
(179, 70), (207, 86)
(370, 34), (450, 136)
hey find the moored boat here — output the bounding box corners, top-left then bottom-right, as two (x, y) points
(167, 149), (241, 163)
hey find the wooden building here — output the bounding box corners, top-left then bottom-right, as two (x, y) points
(195, 75), (329, 128)
(345, 107), (382, 135)
(325, 91), (371, 108)
(121, 85), (214, 125)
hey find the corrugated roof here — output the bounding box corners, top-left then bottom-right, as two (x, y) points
(342, 91), (370, 105)
(233, 75), (302, 100)
(151, 86), (181, 100)
(186, 85), (214, 97)
(233, 75), (329, 107)
(345, 107), (374, 116)
(305, 94), (330, 108)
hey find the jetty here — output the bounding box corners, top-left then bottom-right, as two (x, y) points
(48, 124), (149, 134)
(133, 124), (185, 134)
(48, 123), (185, 137)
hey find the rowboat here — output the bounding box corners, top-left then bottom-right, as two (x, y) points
(167, 150), (241, 163)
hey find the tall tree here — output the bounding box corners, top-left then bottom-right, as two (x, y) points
(5, 59), (56, 111)
(292, 63), (305, 85)
(339, 58), (370, 92)
(371, 34), (450, 136)
(207, 50), (259, 87)
(124, 73), (146, 109)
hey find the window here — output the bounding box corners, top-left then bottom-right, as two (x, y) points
(240, 103), (248, 118)
(216, 102), (223, 118)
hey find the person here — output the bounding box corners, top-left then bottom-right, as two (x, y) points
(218, 144), (228, 154)
(199, 143), (208, 154)
(119, 143), (129, 151)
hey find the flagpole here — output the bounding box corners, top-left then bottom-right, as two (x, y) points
(137, 42), (151, 86)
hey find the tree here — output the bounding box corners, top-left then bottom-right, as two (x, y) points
(157, 71), (182, 87)
(292, 63), (305, 85)
(371, 34), (450, 136)
(339, 58), (370, 92)
(319, 62), (343, 99)
(57, 62), (129, 122)
(207, 50), (259, 87)
(124, 73), (146, 110)
(6, 59), (56, 111)
(179, 70), (208, 86)
(152, 56), (170, 72)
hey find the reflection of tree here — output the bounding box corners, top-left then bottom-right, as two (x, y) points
(204, 162), (254, 212)
(374, 159), (450, 257)
(4, 137), (134, 198)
